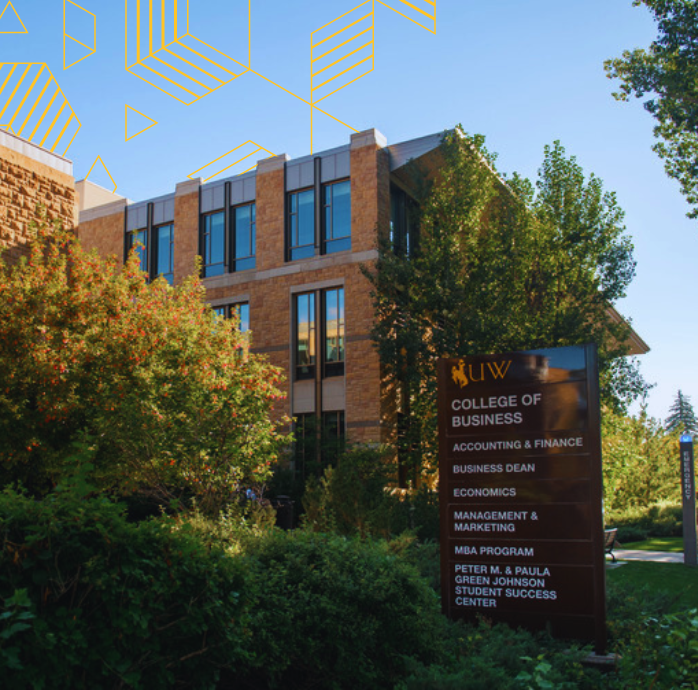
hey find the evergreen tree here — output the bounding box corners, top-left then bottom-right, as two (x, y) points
(665, 389), (698, 434)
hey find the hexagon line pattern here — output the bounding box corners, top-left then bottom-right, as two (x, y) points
(63, 0), (97, 70)
(126, 0), (434, 167)
(188, 140), (275, 183)
(0, 62), (80, 156)
(0, 1), (27, 34)
(311, 0), (375, 107)
(377, 0), (435, 34)
(124, 0), (249, 106)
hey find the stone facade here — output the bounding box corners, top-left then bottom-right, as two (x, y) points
(76, 128), (398, 446)
(0, 130), (75, 265)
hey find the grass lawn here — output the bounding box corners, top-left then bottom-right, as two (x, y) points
(607, 561), (698, 611)
(621, 536), (684, 552)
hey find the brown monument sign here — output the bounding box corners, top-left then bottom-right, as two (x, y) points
(438, 345), (606, 653)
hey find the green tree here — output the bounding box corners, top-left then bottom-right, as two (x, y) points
(605, 0), (698, 219)
(0, 219), (287, 514)
(602, 404), (679, 511)
(364, 128), (644, 479)
(665, 389), (698, 433)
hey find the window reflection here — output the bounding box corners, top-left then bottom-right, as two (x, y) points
(203, 212), (225, 277)
(289, 189), (315, 260)
(323, 180), (351, 254)
(154, 223), (174, 284)
(234, 203), (256, 272)
(128, 228), (148, 273)
(324, 288), (344, 377)
(295, 292), (316, 380)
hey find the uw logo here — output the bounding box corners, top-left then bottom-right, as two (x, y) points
(451, 359), (512, 388)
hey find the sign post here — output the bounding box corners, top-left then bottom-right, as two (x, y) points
(438, 344), (606, 654)
(680, 433), (697, 566)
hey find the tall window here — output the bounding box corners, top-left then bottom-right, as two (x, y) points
(127, 228), (148, 273)
(295, 292), (315, 380)
(233, 203), (256, 272)
(153, 223), (174, 284)
(202, 211), (225, 277)
(288, 189), (315, 261)
(322, 411), (345, 462)
(322, 180), (351, 254)
(390, 186), (418, 257)
(323, 288), (345, 377)
(233, 302), (250, 333)
(294, 288), (344, 381)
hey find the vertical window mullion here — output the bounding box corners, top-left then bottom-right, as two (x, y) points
(224, 182), (231, 273)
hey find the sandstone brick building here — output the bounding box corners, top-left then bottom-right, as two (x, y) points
(2, 127), (648, 474)
(76, 128), (432, 457)
(0, 129), (76, 265)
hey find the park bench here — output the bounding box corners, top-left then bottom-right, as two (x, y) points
(604, 528), (618, 563)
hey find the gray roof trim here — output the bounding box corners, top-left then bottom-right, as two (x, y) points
(387, 132), (444, 171)
(201, 167), (257, 191)
(286, 143), (351, 168)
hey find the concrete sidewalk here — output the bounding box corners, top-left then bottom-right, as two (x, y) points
(611, 549), (685, 564)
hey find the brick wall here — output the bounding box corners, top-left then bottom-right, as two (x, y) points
(76, 129), (393, 446)
(77, 207), (125, 259)
(173, 180), (200, 284)
(0, 131), (75, 265)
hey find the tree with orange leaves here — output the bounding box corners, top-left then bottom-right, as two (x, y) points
(0, 220), (287, 515)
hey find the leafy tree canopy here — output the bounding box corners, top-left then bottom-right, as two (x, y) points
(364, 128), (646, 478)
(0, 220), (287, 514)
(605, 0), (698, 219)
(665, 389), (698, 433)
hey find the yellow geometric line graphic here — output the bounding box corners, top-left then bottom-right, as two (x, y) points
(0, 62), (81, 156)
(63, 0), (97, 70)
(124, 0), (250, 106)
(0, 1), (27, 34)
(85, 155), (117, 193)
(310, 0), (375, 151)
(125, 104), (157, 141)
(188, 140), (275, 183)
(376, 0), (435, 33)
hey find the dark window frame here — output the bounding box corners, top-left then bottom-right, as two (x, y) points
(293, 291), (316, 381)
(293, 287), (345, 382)
(152, 222), (174, 284)
(390, 184), (418, 257)
(201, 210), (226, 278)
(321, 178), (351, 255)
(287, 187), (316, 262)
(212, 302), (250, 333)
(126, 227), (149, 274)
(286, 157), (352, 263)
(231, 202), (256, 272)
(322, 287), (345, 378)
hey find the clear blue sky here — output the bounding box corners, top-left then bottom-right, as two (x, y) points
(1, 0), (695, 421)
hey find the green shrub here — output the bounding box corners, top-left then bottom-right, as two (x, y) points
(0, 485), (246, 689)
(606, 502), (683, 542)
(302, 445), (396, 538)
(301, 445), (441, 541)
(230, 530), (448, 689)
(614, 609), (698, 688)
(398, 619), (602, 690)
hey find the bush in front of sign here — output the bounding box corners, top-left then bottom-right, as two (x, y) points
(229, 529), (449, 689)
(302, 445), (441, 541)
